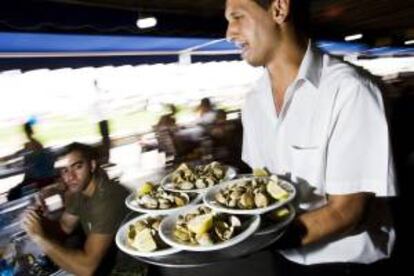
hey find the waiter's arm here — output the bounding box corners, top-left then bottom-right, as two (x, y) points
(297, 192), (371, 246)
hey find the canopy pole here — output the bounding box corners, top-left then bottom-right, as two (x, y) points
(178, 38), (228, 65)
(178, 52), (192, 65)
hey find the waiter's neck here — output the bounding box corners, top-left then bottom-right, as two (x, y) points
(266, 32), (308, 115)
(267, 33), (308, 92)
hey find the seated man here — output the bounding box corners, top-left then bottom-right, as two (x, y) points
(22, 142), (129, 276)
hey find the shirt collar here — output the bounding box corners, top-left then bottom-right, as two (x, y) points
(296, 41), (323, 89)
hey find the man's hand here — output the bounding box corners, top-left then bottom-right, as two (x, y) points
(21, 207), (45, 242)
(20, 206), (109, 275)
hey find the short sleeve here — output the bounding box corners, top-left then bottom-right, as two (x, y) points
(65, 193), (81, 216)
(325, 80), (396, 197)
(90, 185), (128, 234)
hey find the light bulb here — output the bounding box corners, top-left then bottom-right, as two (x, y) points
(344, 33), (363, 42)
(137, 17), (157, 29)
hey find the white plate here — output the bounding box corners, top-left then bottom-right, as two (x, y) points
(159, 204), (260, 252)
(115, 214), (181, 257)
(125, 191), (202, 215)
(203, 177), (296, 215)
(160, 166), (237, 193)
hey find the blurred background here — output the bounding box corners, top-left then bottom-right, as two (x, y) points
(0, 0), (413, 164)
(0, 0), (413, 270)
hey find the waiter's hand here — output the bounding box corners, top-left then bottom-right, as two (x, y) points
(21, 207), (45, 242)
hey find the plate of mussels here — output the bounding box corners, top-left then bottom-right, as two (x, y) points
(159, 204), (260, 252)
(125, 182), (202, 215)
(160, 161), (237, 193)
(203, 174), (296, 215)
(116, 214), (182, 257)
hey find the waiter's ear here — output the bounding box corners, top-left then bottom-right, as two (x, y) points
(270, 0), (291, 24)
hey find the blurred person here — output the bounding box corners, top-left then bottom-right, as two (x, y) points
(97, 120), (111, 166)
(209, 109), (229, 138)
(21, 121), (43, 152)
(223, 0), (396, 275)
(210, 110), (250, 172)
(163, 99), (219, 161)
(21, 142), (129, 276)
(208, 110), (234, 159)
(153, 104), (204, 162)
(207, 109), (248, 169)
(161, 104), (178, 127)
(4, 122), (55, 201)
(154, 104), (178, 135)
(195, 97), (217, 125)
(150, 104), (179, 156)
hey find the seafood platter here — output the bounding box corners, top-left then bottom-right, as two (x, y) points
(160, 162), (237, 193)
(125, 181), (202, 215)
(204, 174), (296, 215)
(116, 163), (296, 267)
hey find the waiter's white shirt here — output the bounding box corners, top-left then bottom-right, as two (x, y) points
(242, 43), (396, 265)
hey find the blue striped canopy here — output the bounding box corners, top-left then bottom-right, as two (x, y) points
(0, 32), (412, 70)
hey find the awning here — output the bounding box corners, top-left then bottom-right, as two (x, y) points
(0, 32), (239, 57)
(0, 32), (240, 70)
(0, 32), (413, 70)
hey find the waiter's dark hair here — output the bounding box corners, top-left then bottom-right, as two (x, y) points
(253, 0), (310, 34)
(58, 142), (97, 162)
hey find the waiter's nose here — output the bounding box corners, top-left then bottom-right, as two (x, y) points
(226, 21), (238, 43)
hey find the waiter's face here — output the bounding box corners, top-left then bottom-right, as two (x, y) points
(56, 150), (95, 193)
(225, 0), (279, 67)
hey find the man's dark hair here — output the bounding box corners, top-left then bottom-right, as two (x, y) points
(58, 142), (97, 161)
(253, 0), (310, 34)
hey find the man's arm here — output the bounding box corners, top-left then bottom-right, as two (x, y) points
(22, 209), (113, 276)
(37, 232), (113, 276)
(297, 192), (372, 246)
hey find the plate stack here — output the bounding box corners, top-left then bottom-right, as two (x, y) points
(115, 162), (296, 264)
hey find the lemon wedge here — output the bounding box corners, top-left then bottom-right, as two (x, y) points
(130, 228), (157, 252)
(138, 182), (154, 196)
(275, 207), (290, 217)
(187, 214), (214, 235)
(266, 178), (289, 201)
(269, 207), (290, 220)
(253, 168), (270, 177)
